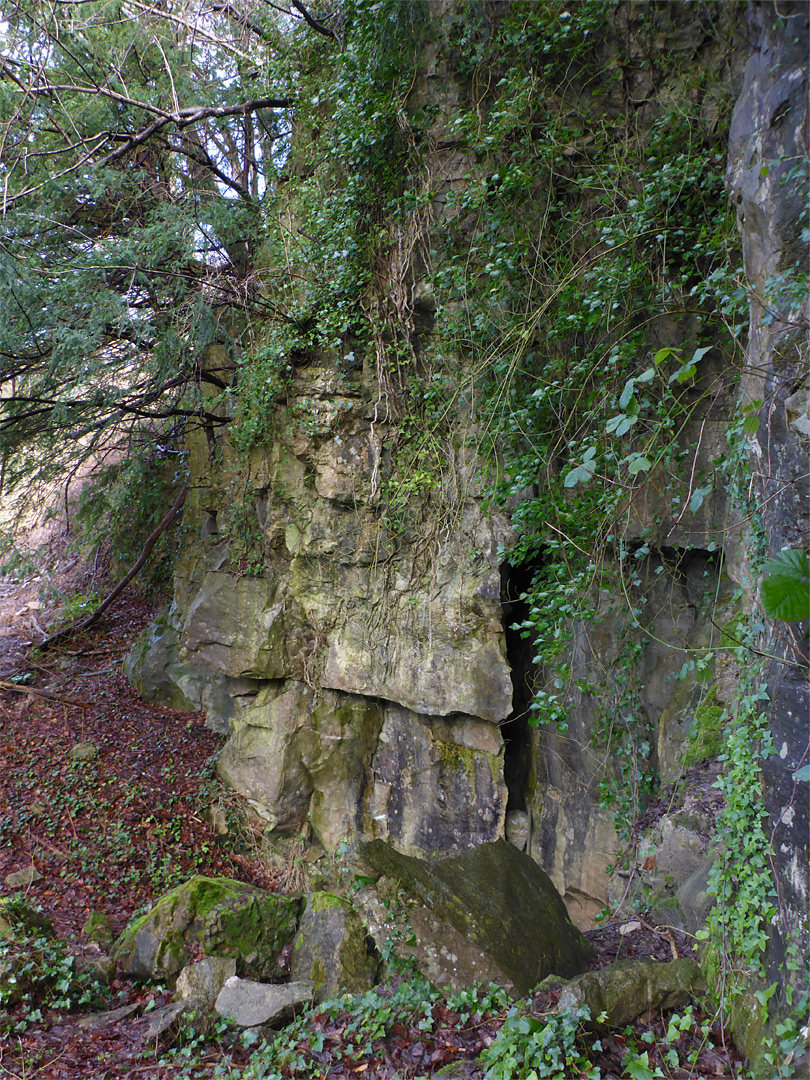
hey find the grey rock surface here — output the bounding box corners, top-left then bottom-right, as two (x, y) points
(360, 840), (589, 995)
(214, 976), (314, 1027)
(175, 956), (238, 1010)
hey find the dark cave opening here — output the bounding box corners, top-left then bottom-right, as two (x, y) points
(500, 560), (541, 814)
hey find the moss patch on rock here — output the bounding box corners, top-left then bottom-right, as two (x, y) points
(112, 876), (301, 983)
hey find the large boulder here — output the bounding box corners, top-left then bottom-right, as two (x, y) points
(289, 892), (379, 1001)
(111, 876), (301, 983)
(359, 840), (589, 995)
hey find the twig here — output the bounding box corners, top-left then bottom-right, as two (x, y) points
(0, 680), (92, 708)
(40, 484), (187, 650)
(640, 916), (679, 960)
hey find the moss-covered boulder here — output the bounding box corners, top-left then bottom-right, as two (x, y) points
(111, 876), (301, 983)
(360, 840), (589, 995)
(289, 892), (380, 1001)
(557, 957), (705, 1027)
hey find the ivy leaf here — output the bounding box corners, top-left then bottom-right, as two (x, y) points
(564, 447), (597, 487)
(792, 764), (810, 783)
(626, 454), (652, 476)
(624, 1050), (659, 1080)
(619, 379), (636, 409)
(653, 346), (676, 366)
(689, 485), (712, 514)
(760, 549), (809, 622)
(606, 413), (638, 436)
(692, 345), (713, 364)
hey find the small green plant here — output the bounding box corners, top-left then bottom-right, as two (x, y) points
(0, 897), (102, 1033)
(479, 1002), (597, 1080)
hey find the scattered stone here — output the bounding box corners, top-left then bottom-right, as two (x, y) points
(557, 957), (705, 1027)
(69, 742), (98, 761)
(675, 855), (715, 935)
(360, 840), (590, 995)
(505, 809), (529, 851)
(4, 866), (43, 889)
(73, 949), (116, 985)
(111, 875), (302, 983)
(290, 892), (379, 1001)
(214, 976), (314, 1027)
(138, 1001), (191, 1039)
(78, 1003), (140, 1030)
(175, 956), (237, 1010)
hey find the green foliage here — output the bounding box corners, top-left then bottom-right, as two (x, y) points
(682, 693), (726, 769)
(75, 447), (186, 596)
(479, 1004), (597, 1080)
(0, 899), (102, 1032)
(760, 549), (809, 622)
(696, 633), (777, 995)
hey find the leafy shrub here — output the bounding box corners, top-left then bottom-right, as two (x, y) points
(0, 897), (102, 1032)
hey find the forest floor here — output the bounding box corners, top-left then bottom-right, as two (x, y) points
(0, 543), (746, 1078)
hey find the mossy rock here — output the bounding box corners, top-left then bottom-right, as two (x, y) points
(682, 700), (726, 768)
(558, 957), (705, 1027)
(361, 840), (589, 995)
(111, 876), (301, 983)
(82, 911), (115, 950)
(289, 891), (380, 1001)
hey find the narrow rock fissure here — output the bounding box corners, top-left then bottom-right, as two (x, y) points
(500, 561), (539, 817)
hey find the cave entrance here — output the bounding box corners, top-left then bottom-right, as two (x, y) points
(500, 560), (540, 816)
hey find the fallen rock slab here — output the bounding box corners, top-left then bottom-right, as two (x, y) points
(360, 839), (589, 995)
(214, 976), (314, 1027)
(78, 1003), (140, 1030)
(557, 957), (705, 1027)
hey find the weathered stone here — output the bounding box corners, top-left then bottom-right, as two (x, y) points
(214, 976), (314, 1027)
(218, 682), (382, 846)
(675, 855), (715, 935)
(73, 949), (116, 986)
(111, 876), (301, 983)
(69, 742), (98, 761)
(175, 956), (237, 1010)
(139, 1001), (191, 1038)
(366, 705), (506, 857)
(358, 881), (515, 994)
(360, 840), (589, 995)
(557, 958), (705, 1027)
(77, 1003), (140, 1030)
(505, 810), (529, 852)
(4, 866), (43, 889)
(638, 814), (710, 901)
(289, 892), (379, 1001)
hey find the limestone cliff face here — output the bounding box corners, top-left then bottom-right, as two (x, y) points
(128, 0), (807, 977)
(129, 361), (512, 855)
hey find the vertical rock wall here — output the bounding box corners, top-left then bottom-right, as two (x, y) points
(127, 3), (807, 994)
(725, 0), (809, 977)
